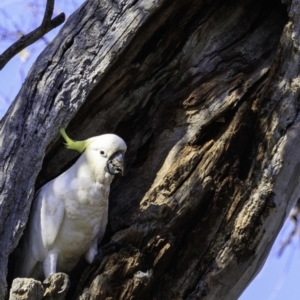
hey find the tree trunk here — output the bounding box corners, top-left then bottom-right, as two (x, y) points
(1, 0), (300, 299)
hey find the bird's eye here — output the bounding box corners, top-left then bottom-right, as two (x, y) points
(100, 150), (106, 156)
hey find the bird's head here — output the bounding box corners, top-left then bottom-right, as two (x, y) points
(60, 129), (127, 177)
(85, 134), (127, 177)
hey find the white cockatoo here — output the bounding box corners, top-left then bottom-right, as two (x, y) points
(16, 129), (126, 280)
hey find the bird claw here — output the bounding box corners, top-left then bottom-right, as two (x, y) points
(43, 272), (70, 297)
(57, 277), (68, 294)
(57, 286), (66, 294)
(43, 278), (51, 287)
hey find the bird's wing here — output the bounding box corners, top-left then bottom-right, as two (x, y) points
(15, 183), (65, 278)
(38, 183), (65, 249)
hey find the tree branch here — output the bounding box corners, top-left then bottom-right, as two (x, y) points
(0, 0), (65, 71)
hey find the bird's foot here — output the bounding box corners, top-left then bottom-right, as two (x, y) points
(43, 272), (70, 299)
(93, 241), (123, 264)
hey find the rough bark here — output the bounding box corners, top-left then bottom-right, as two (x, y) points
(9, 273), (69, 300)
(1, 0), (300, 299)
(9, 278), (43, 300)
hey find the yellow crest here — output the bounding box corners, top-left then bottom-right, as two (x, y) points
(60, 129), (92, 153)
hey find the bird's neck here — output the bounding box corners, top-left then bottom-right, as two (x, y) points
(71, 153), (114, 186)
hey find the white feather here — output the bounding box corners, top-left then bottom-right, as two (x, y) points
(15, 133), (126, 279)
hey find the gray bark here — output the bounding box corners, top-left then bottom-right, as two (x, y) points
(1, 0), (300, 299)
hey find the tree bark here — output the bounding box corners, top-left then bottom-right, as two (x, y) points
(1, 0), (300, 299)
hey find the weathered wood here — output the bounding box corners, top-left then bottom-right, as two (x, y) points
(9, 273), (69, 300)
(2, 0), (300, 299)
(9, 278), (43, 300)
(0, 0), (169, 296)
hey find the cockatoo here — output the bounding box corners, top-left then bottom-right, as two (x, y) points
(16, 129), (126, 280)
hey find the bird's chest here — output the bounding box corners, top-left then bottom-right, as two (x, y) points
(65, 181), (109, 220)
(57, 183), (109, 252)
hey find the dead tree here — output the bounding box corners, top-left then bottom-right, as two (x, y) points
(1, 0), (300, 299)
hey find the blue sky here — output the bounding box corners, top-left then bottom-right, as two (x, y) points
(0, 0), (84, 116)
(0, 1), (299, 299)
(240, 220), (300, 300)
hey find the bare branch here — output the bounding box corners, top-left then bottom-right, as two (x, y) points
(278, 199), (300, 256)
(0, 0), (65, 71)
(41, 0), (55, 27)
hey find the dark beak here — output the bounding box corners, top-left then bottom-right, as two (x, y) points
(107, 152), (125, 176)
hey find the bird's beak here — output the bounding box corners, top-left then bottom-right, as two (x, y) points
(107, 152), (125, 176)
